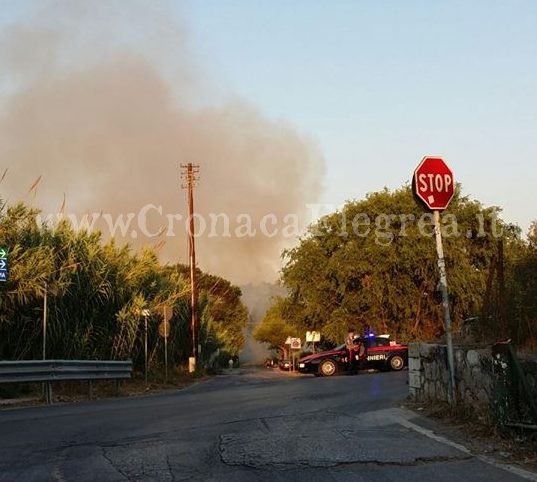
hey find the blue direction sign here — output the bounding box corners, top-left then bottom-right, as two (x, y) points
(0, 248), (7, 282)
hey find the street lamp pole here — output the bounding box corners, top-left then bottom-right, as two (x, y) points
(142, 309), (150, 387)
(42, 282), (48, 360)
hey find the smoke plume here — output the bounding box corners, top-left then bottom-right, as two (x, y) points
(0, 0), (324, 284)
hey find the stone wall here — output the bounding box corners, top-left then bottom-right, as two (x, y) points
(409, 342), (537, 422)
(408, 343), (495, 418)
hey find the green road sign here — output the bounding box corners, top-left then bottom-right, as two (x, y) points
(0, 248), (8, 282)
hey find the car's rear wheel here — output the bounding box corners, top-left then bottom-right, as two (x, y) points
(319, 359), (337, 377)
(389, 355), (405, 371)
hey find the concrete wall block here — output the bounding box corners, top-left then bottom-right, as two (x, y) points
(455, 349), (466, 368)
(419, 343), (438, 358)
(424, 363), (432, 379)
(409, 372), (422, 389)
(408, 342), (420, 358)
(464, 370), (478, 393)
(466, 349), (480, 367)
(470, 365), (481, 379)
(409, 357), (421, 372)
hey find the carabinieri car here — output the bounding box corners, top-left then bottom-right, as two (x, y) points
(297, 335), (408, 377)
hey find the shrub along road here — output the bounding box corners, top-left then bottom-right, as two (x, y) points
(0, 368), (535, 481)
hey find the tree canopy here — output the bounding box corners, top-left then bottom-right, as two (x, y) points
(256, 184), (531, 348)
(253, 296), (295, 356)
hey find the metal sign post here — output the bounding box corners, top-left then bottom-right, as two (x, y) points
(414, 156), (456, 405)
(289, 338), (302, 372)
(433, 210), (456, 405)
(306, 331), (320, 353)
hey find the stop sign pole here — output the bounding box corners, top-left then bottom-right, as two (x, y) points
(414, 156), (456, 405)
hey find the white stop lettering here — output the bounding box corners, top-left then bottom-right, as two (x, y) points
(418, 173), (452, 193)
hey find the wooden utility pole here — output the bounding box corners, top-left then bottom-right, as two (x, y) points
(181, 163), (200, 373)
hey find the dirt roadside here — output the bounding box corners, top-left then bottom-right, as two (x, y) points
(406, 398), (537, 473)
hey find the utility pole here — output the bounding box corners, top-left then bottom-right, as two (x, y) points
(181, 163), (200, 373)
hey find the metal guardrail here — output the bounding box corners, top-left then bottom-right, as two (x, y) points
(0, 360), (132, 404)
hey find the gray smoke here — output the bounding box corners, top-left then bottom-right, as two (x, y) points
(239, 282), (287, 364)
(0, 0), (325, 285)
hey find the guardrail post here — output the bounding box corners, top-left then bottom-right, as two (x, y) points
(45, 382), (53, 404)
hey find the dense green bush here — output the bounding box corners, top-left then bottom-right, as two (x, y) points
(0, 202), (247, 369)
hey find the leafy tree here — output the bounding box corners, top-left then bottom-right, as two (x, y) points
(273, 184), (517, 343)
(504, 221), (537, 346)
(253, 297), (297, 357)
(167, 265), (248, 360)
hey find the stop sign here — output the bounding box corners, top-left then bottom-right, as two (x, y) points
(413, 156), (455, 210)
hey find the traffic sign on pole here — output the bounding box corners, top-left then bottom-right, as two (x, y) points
(290, 338), (302, 350)
(413, 157), (456, 405)
(414, 156), (455, 211)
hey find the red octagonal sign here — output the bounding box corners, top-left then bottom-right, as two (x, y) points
(413, 156), (455, 211)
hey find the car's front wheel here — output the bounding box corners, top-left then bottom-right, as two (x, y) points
(319, 359), (337, 377)
(389, 355), (405, 371)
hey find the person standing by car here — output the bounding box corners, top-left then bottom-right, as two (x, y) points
(345, 327), (357, 373)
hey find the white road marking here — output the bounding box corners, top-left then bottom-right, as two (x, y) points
(397, 414), (537, 481)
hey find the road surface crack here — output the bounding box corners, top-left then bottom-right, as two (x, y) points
(100, 446), (133, 481)
(165, 454), (177, 482)
(260, 418), (271, 432)
(220, 453), (473, 469)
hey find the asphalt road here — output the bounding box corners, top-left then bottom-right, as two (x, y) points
(0, 368), (535, 482)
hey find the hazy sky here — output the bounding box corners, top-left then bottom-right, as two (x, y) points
(176, 0), (536, 233)
(1, 0), (536, 237)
